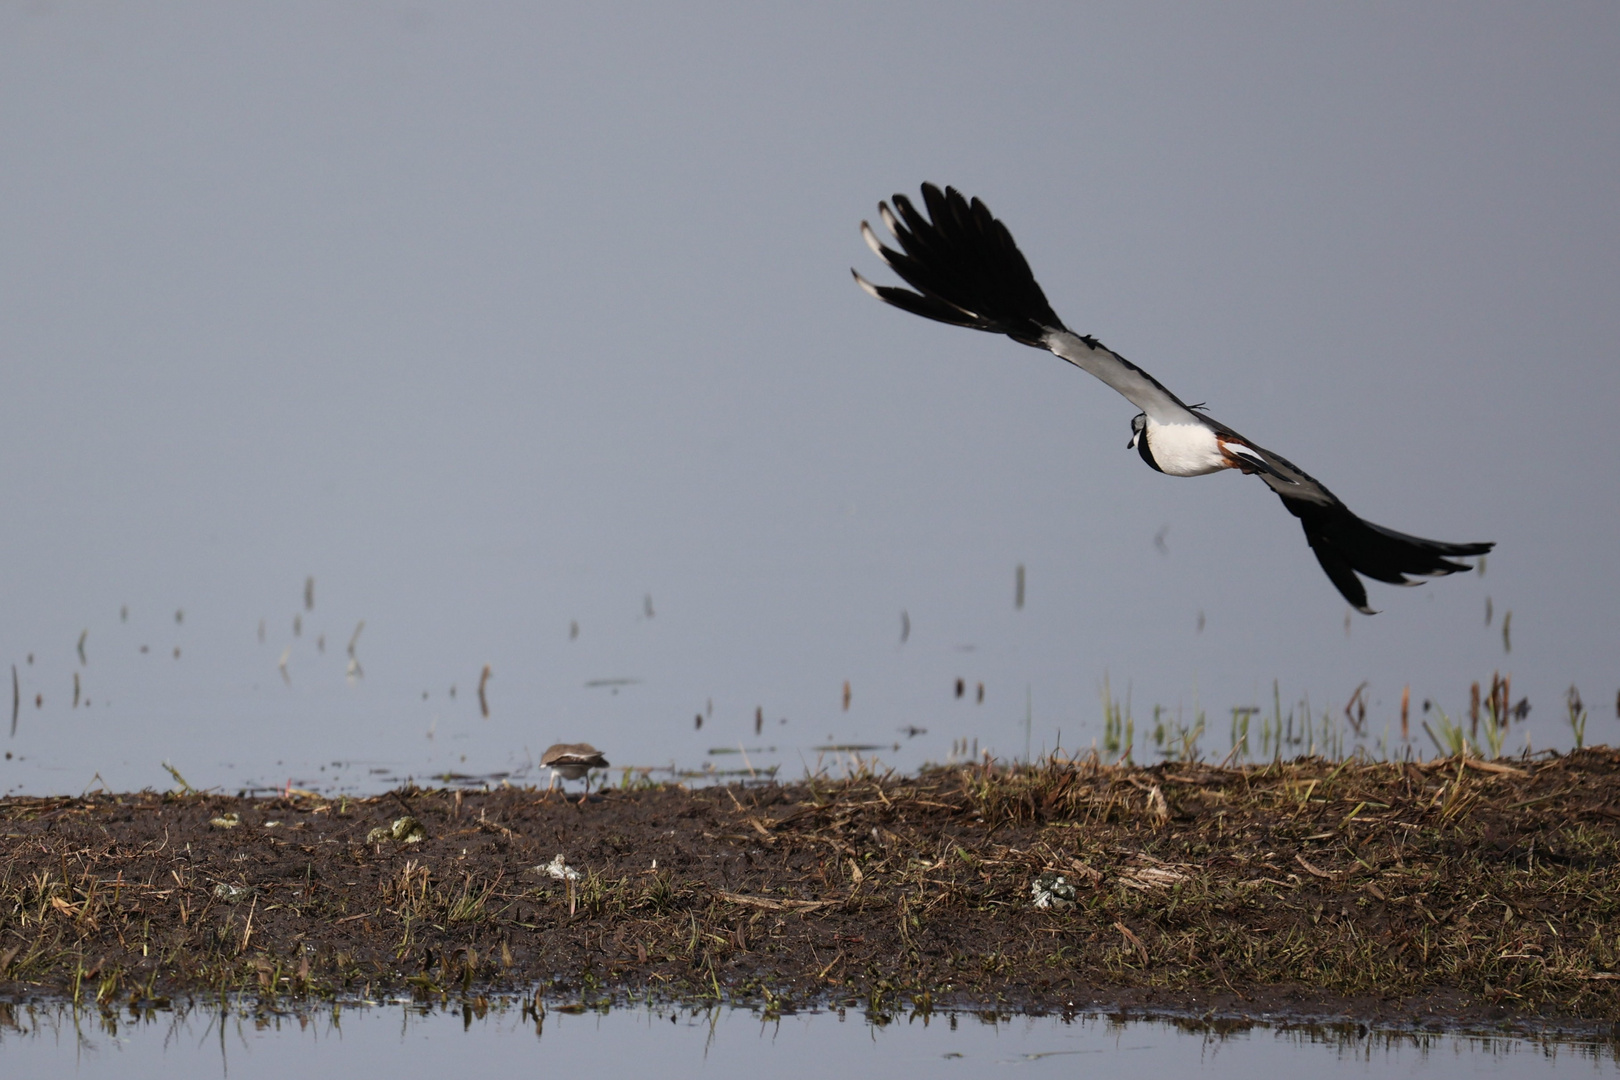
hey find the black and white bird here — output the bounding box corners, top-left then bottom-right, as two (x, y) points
(853, 184), (1492, 613)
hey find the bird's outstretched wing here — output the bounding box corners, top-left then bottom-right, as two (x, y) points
(1221, 434), (1493, 613)
(853, 183), (1201, 426)
(855, 183), (1494, 612)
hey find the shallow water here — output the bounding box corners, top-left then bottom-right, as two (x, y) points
(0, 999), (1611, 1080)
(0, 567), (1574, 802)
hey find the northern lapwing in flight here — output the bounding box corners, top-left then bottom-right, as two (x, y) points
(853, 183), (1492, 613)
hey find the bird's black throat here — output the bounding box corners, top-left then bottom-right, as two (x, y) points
(1136, 430), (1165, 473)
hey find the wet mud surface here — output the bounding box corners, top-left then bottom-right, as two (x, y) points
(4, 751), (1620, 1038)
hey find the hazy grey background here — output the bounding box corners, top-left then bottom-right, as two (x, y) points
(2, 3), (1616, 794)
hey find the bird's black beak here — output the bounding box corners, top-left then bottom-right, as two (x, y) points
(1127, 432), (1140, 450)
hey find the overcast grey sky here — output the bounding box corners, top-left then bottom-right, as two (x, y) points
(2, 3), (1616, 793)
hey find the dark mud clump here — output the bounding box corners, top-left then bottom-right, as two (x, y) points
(4, 750), (1620, 1035)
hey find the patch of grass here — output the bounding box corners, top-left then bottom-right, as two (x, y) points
(2, 751), (1619, 1031)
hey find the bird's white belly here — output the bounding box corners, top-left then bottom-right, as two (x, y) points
(1147, 422), (1228, 476)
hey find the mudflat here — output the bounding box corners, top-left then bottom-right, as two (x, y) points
(3, 750), (1619, 1036)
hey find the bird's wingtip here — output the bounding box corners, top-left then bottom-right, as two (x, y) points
(859, 220), (889, 261)
(878, 201), (900, 238)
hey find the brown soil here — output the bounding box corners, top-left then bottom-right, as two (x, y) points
(4, 750), (1620, 1039)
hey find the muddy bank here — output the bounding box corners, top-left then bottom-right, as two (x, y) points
(3, 751), (1620, 1035)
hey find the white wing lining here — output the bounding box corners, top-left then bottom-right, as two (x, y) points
(1042, 330), (1201, 426)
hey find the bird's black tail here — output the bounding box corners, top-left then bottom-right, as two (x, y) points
(853, 183), (1066, 346)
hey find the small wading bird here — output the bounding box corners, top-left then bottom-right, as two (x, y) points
(853, 184), (1493, 613)
(541, 742), (609, 802)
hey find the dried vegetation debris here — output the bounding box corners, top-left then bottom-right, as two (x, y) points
(2, 749), (1620, 1030)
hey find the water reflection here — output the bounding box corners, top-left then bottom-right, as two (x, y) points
(0, 996), (1610, 1079)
